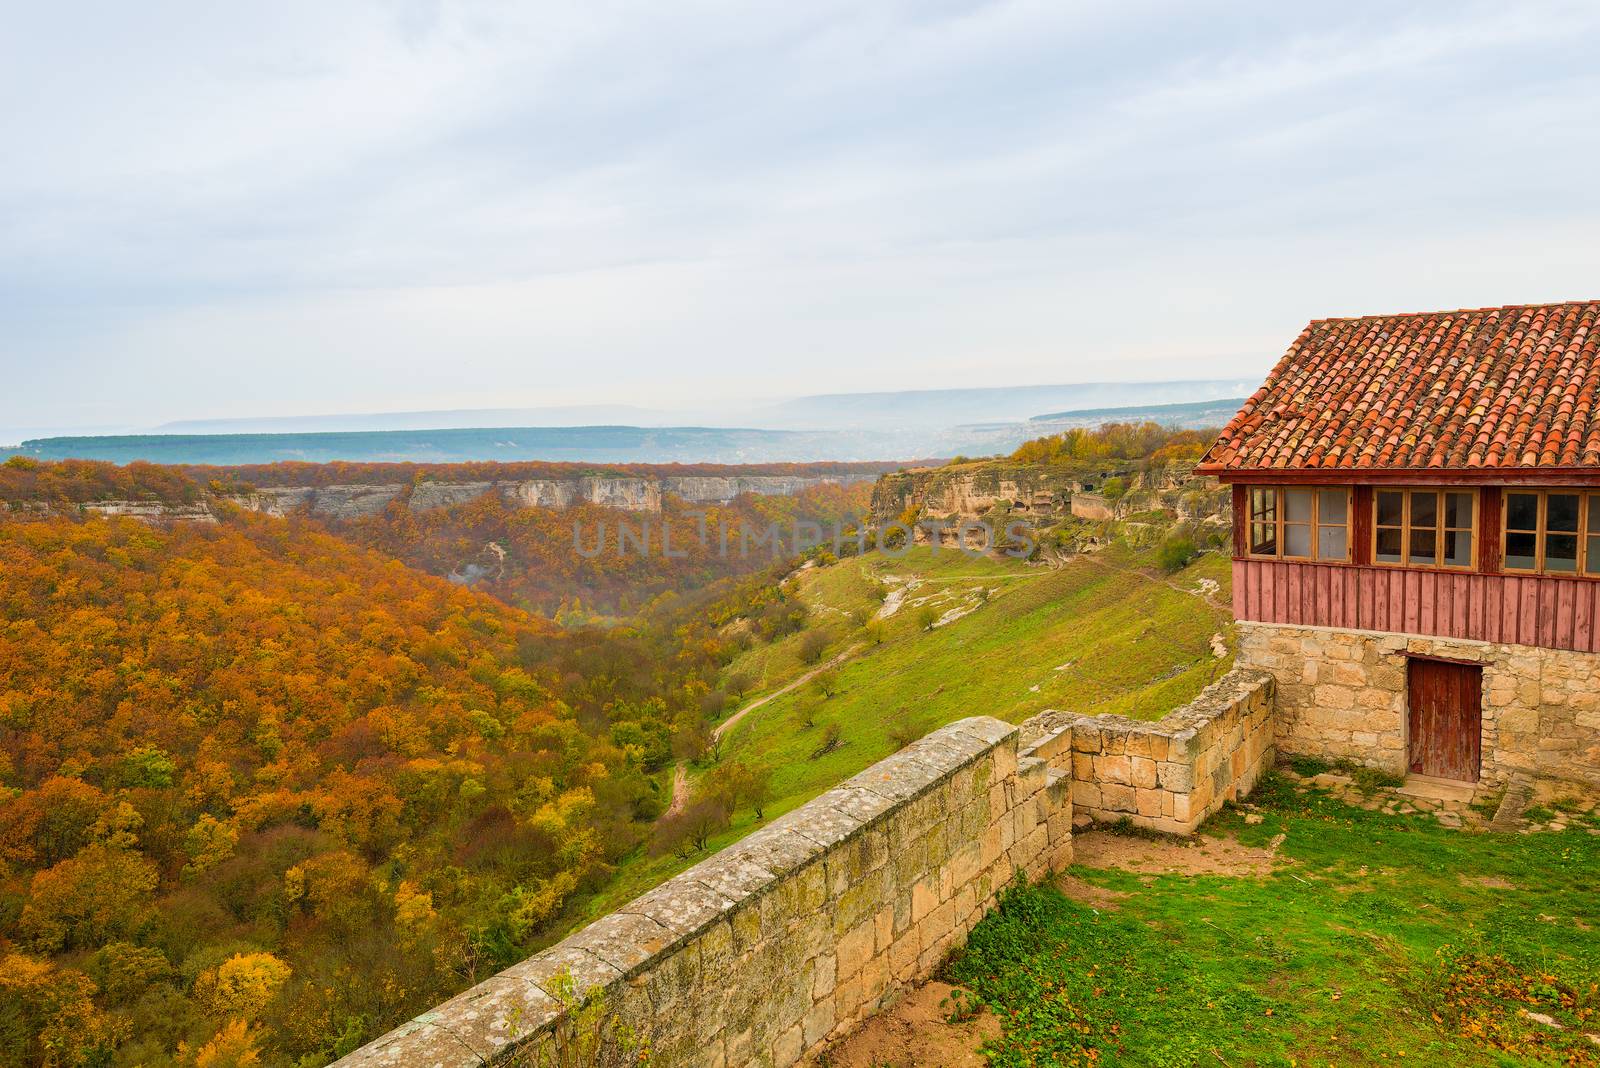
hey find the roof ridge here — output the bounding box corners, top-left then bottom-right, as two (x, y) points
(1308, 300), (1599, 325)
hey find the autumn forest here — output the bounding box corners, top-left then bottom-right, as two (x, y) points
(0, 457), (872, 1066)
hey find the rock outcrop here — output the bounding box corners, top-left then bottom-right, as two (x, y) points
(224, 473), (878, 518)
(870, 458), (1228, 538)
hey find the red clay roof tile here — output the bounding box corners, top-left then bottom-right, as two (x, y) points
(1198, 302), (1600, 473)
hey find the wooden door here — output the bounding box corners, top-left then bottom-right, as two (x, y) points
(1407, 658), (1482, 781)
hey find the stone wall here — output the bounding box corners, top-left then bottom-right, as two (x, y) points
(1239, 621), (1600, 789)
(338, 716), (1074, 1068)
(1027, 668), (1276, 834)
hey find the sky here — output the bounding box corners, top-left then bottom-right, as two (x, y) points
(4, 0), (1600, 438)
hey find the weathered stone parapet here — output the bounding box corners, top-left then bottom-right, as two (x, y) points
(1024, 668), (1276, 835)
(337, 717), (1073, 1068)
(1239, 620), (1600, 790)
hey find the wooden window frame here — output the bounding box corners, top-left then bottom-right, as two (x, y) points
(1244, 486), (1352, 563)
(1371, 487), (1478, 571)
(1501, 489), (1596, 576)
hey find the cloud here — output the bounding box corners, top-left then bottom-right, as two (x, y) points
(3, 0), (1599, 428)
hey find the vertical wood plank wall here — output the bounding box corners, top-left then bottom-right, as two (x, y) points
(1233, 559), (1600, 654)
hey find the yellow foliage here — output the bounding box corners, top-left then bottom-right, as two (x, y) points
(187, 1019), (263, 1068)
(196, 953), (291, 1020)
(0, 951), (127, 1065)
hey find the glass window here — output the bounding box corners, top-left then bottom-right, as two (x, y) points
(1506, 492), (1539, 530)
(1282, 488), (1313, 558)
(1376, 491), (1404, 527)
(1504, 491), (1600, 575)
(1444, 492), (1475, 568)
(1586, 497), (1600, 576)
(1248, 486), (1277, 556)
(1375, 490), (1405, 564)
(1244, 487), (1350, 562)
(1373, 489), (1476, 569)
(1548, 493), (1579, 572)
(1376, 527), (1403, 563)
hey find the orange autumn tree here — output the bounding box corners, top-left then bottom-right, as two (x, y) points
(0, 513), (678, 1064)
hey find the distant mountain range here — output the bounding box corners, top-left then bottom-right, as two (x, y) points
(8, 382), (1249, 465)
(1026, 396), (1249, 426)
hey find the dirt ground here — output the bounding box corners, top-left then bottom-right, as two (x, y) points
(820, 980), (1001, 1068)
(1069, 827), (1281, 877)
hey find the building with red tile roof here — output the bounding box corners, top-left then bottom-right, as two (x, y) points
(1198, 301), (1600, 478)
(1210, 301), (1600, 796)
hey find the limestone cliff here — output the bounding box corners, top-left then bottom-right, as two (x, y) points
(227, 472), (879, 519)
(872, 457), (1228, 543)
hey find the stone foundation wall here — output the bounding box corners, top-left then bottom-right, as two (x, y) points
(339, 716), (1073, 1068)
(1026, 669), (1276, 835)
(1239, 621), (1600, 789)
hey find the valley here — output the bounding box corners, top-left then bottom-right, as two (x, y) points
(0, 424), (1233, 1066)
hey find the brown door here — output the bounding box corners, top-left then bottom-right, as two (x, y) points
(1407, 658), (1482, 781)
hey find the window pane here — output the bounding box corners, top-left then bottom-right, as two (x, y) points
(1409, 527), (1437, 562)
(1589, 495), (1600, 532)
(1376, 527), (1403, 563)
(1506, 492), (1539, 530)
(1284, 488), (1313, 523)
(1548, 493), (1580, 532)
(1505, 531), (1538, 570)
(1318, 525), (1348, 561)
(1250, 523), (1276, 556)
(1284, 523), (1312, 558)
(1376, 490), (1404, 527)
(1250, 488), (1276, 522)
(1443, 528), (1473, 567)
(1409, 491), (1437, 528)
(1547, 533), (1578, 571)
(1318, 489), (1348, 524)
(1587, 535), (1600, 575)
(1445, 491), (1474, 529)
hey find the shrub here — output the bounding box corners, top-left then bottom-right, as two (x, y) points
(797, 630), (829, 665)
(810, 723), (842, 760)
(651, 797), (731, 858)
(1156, 534), (1198, 572)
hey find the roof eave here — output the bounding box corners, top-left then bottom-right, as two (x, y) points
(1208, 465), (1600, 485)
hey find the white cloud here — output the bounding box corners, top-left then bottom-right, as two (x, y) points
(3, 0), (1599, 429)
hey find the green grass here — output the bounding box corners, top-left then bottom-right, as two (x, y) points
(951, 777), (1600, 1067)
(717, 544), (1232, 824)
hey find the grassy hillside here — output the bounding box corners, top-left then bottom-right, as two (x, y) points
(552, 542), (1231, 934)
(719, 543), (1232, 820)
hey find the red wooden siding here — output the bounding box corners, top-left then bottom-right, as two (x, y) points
(1233, 559), (1600, 653)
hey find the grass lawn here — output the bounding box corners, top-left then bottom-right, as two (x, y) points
(951, 776), (1600, 1067)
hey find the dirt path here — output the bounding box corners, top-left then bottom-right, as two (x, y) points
(662, 641), (867, 817)
(714, 641), (863, 743)
(662, 763), (689, 819)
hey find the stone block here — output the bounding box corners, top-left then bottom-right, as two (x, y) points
(1095, 753), (1132, 784)
(1135, 788), (1163, 819)
(1130, 756), (1158, 789)
(1100, 783), (1136, 813)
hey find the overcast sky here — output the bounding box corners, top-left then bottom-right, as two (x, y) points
(5, 0), (1600, 436)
